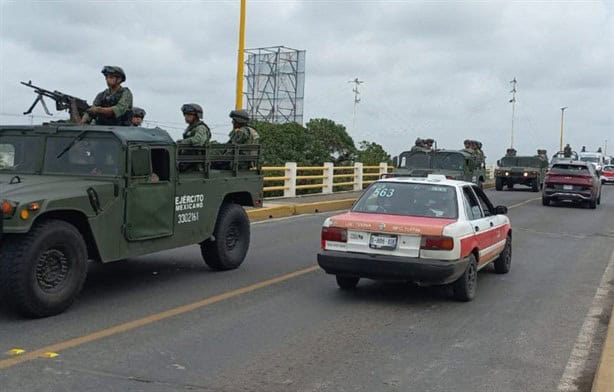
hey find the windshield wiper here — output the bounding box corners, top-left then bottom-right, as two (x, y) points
(56, 130), (89, 159)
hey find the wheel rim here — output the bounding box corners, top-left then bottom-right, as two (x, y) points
(35, 249), (71, 293)
(225, 223), (240, 251)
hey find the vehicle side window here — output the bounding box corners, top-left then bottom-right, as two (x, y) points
(462, 186), (483, 220)
(151, 148), (171, 181)
(472, 186), (495, 217)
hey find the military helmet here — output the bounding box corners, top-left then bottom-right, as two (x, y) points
(101, 66), (126, 82)
(415, 137), (423, 145)
(229, 109), (250, 123)
(132, 107), (146, 118)
(425, 138), (434, 144)
(181, 103), (203, 119)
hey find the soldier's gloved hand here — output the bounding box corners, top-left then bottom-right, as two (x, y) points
(87, 106), (100, 114)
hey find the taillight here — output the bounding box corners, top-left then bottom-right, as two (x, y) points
(420, 236), (454, 251)
(321, 227), (347, 249)
(1, 200), (16, 217)
(380, 173), (391, 179)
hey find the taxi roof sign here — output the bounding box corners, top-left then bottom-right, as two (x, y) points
(426, 174), (447, 181)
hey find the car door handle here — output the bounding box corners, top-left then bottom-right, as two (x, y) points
(490, 222), (494, 227)
(475, 226), (480, 232)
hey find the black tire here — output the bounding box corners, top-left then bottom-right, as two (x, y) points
(542, 197), (550, 206)
(452, 254), (477, 302)
(507, 183), (514, 190)
(495, 178), (503, 191)
(588, 199), (597, 209)
(201, 203), (250, 271)
(531, 179), (539, 192)
(494, 236), (512, 274)
(336, 275), (359, 290)
(0, 220), (88, 318)
(597, 192), (601, 205)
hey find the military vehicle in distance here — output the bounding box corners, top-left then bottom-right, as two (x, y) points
(494, 153), (548, 192)
(391, 149), (486, 188)
(0, 124), (263, 317)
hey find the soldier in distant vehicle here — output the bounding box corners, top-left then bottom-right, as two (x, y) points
(228, 109), (259, 145)
(581, 146), (586, 152)
(563, 144), (572, 158)
(506, 148), (517, 157)
(411, 138), (430, 152)
(425, 138), (435, 150)
(463, 139), (474, 154)
(131, 107), (146, 127)
(80, 66), (133, 126)
(178, 103), (211, 146)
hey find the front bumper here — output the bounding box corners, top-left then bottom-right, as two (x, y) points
(317, 250), (469, 285)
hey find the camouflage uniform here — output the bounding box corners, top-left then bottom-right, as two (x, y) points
(228, 109), (259, 144)
(410, 138), (430, 153)
(180, 121), (211, 146)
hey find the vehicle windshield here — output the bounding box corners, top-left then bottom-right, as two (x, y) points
(43, 136), (121, 176)
(500, 156), (540, 167)
(398, 152), (430, 168)
(580, 156), (599, 163)
(603, 166), (614, 171)
(550, 164), (590, 175)
(352, 182), (458, 219)
(0, 135), (44, 173)
(431, 152), (465, 171)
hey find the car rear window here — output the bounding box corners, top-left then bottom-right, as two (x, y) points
(603, 166), (614, 171)
(352, 182), (458, 219)
(550, 164), (590, 174)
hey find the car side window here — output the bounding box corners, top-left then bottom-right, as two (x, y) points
(472, 186), (495, 217)
(462, 186), (483, 220)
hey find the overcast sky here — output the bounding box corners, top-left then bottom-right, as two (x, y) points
(1, 0), (612, 162)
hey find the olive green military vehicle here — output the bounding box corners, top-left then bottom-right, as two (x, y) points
(391, 149), (487, 188)
(494, 155), (548, 192)
(0, 124), (263, 317)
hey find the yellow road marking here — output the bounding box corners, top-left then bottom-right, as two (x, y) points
(42, 352), (59, 358)
(7, 349), (25, 356)
(0, 265), (319, 370)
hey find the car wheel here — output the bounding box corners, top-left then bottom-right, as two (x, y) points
(201, 203), (250, 271)
(452, 254), (477, 302)
(588, 199), (597, 209)
(494, 235), (512, 274)
(542, 197), (550, 206)
(336, 275), (359, 290)
(597, 193), (601, 205)
(0, 220), (88, 318)
(495, 178), (503, 191)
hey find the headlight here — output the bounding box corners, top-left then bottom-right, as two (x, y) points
(505, 172), (510, 176)
(523, 172), (528, 177)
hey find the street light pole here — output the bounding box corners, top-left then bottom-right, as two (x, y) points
(235, 0), (247, 110)
(559, 107), (567, 152)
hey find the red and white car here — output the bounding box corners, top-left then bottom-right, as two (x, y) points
(601, 165), (614, 184)
(317, 175), (512, 301)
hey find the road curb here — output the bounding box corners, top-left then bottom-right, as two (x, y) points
(246, 199), (356, 222)
(592, 304), (614, 392)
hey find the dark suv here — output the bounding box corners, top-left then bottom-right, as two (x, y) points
(542, 161), (601, 209)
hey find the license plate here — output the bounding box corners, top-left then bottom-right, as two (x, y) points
(563, 185), (573, 190)
(369, 234), (397, 250)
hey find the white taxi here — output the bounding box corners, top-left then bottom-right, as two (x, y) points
(317, 175), (512, 301)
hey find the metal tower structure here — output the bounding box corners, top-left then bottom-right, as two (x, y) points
(509, 77), (517, 149)
(244, 46), (306, 124)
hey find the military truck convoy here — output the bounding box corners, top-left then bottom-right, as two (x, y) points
(0, 124), (263, 317)
(494, 149), (549, 192)
(391, 146), (486, 188)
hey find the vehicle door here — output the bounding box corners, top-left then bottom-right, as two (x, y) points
(124, 145), (175, 240)
(461, 186), (491, 254)
(471, 185), (506, 261)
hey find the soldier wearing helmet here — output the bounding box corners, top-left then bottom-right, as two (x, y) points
(80, 66), (133, 126)
(411, 138), (429, 152)
(178, 103), (211, 146)
(131, 107), (146, 127)
(228, 109), (259, 145)
(425, 138), (435, 150)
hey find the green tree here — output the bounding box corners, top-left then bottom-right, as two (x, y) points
(305, 118), (356, 164)
(356, 140), (391, 165)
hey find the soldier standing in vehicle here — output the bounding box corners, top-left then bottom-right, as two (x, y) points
(425, 138), (435, 151)
(80, 66), (133, 126)
(411, 138), (430, 152)
(131, 107), (146, 127)
(463, 139), (474, 154)
(178, 104), (211, 146)
(564, 144), (572, 158)
(228, 109), (259, 145)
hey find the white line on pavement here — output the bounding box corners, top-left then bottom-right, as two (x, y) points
(557, 248), (614, 391)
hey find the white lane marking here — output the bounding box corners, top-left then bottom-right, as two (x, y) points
(508, 197), (541, 209)
(557, 248), (614, 391)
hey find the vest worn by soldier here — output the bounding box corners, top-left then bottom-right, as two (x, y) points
(93, 87), (132, 126)
(230, 126), (259, 144)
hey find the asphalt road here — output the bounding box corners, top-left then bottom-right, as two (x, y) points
(1, 187), (614, 392)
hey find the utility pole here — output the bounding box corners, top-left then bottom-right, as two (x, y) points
(348, 77), (363, 134)
(559, 106), (567, 152)
(509, 78), (517, 149)
(235, 0), (247, 110)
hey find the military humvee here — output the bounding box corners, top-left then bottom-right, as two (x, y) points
(0, 124), (263, 317)
(494, 155), (548, 192)
(391, 149), (486, 188)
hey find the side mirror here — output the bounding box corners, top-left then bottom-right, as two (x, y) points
(494, 205), (508, 215)
(497, 160), (501, 167)
(392, 156), (398, 167)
